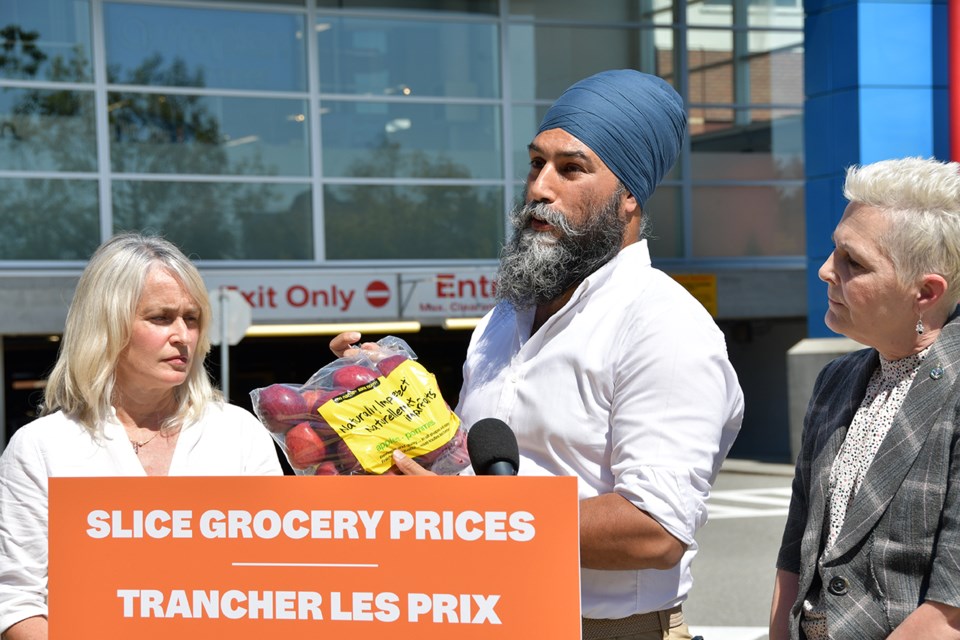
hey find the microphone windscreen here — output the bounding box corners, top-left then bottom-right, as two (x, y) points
(467, 418), (520, 475)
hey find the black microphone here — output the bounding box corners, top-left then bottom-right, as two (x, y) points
(467, 418), (520, 476)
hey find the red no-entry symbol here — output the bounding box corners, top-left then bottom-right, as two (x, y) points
(365, 280), (391, 308)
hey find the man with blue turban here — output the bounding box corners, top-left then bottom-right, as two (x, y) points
(338, 69), (744, 639)
(465, 68), (744, 639)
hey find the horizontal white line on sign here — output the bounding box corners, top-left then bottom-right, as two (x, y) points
(232, 562), (379, 568)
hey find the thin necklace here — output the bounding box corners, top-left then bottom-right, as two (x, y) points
(130, 430), (160, 455)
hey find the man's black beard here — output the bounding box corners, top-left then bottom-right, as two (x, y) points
(495, 187), (627, 310)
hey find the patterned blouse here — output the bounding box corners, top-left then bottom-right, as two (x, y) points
(801, 347), (930, 640)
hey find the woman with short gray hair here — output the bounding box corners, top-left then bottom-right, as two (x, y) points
(770, 157), (960, 639)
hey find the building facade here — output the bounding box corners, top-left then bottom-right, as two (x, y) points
(1, 0), (819, 460)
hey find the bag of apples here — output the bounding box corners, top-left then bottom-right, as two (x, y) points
(250, 336), (469, 476)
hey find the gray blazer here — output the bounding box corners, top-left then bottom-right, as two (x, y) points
(777, 314), (960, 639)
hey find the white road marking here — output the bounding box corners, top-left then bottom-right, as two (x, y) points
(689, 625), (768, 640)
(707, 487), (792, 519)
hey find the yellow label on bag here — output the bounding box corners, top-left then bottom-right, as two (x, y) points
(318, 359), (460, 474)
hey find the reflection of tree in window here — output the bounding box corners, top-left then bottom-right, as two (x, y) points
(1, 25), (47, 77)
(107, 54), (300, 261)
(1, 22), (90, 82)
(248, 188), (313, 260)
(1, 24), (94, 167)
(0, 25), (99, 260)
(0, 177), (100, 260)
(108, 54), (220, 173)
(324, 138), (503, 260)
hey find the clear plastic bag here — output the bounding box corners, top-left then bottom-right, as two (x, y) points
(250, 336), (469, 476)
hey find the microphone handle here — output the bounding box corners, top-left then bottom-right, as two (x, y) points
(486, 460), (518, 476)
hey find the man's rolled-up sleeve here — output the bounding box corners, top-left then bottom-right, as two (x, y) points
(608, 310), (743, 544)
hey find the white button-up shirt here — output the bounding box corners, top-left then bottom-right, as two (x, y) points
(457, 240), (744, 619)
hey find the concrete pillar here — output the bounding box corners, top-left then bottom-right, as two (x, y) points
(786, 337), (865, 461)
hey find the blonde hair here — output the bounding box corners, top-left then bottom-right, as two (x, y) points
(844, 157), (960, 303)
(42, 233), (222, 433)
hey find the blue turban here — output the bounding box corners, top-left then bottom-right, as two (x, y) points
(537, 69), (686, 207)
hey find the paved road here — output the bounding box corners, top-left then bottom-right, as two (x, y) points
(685, 459), (796, 640)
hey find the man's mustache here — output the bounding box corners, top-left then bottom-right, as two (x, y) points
(512, 202), (579, 236)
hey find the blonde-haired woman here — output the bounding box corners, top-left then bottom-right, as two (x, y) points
(0, 233), (281, 640)
(770, 157), (960, 639)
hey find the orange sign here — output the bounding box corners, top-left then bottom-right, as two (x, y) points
(49, 476), (581, 639)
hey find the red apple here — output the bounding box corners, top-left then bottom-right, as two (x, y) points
(314, 461), (339, 476)
(256, 384), (309, 434)
(376, 354), (409, 377)
(414, 443), (446, 467)
(415, 427), (461, 468)
(334, 438), (363, 475)
(302, 386), (347, 414)
(415, 428), (469, 474)
(332, 365), (378, 390)
(284, 421), (327, 469)
(310, 419), (339, 448)
(443, 427), (470, 466)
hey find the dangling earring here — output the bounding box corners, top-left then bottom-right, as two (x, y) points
(916, 317), (925, 335)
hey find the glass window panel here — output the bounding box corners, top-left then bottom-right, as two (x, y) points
(689, 104), (733, 138)
(109, 93), (310, 176)
(692, 185), (804, 257)
(0, 178), (99, 260)
(687, 30), (734, 105)
(324, 184), (503, 260)
(510, 0), (670, 22)
(747, 1), (803, 25)
(509, 25), (674, 101)
(103, 3), (306, 92)
(644, 185), (683, 259)
(317, 17), (498, 98)
(511, 181), (525, 207)
(699, 0), (803, 25)
(209, 0), (303, 5)
(748, 36), (803, 104)
(113, 180), (313, 260)
(0, 0), (92, 82)
(316, 1), (497, 13)
(0, 88), (96, 171)
(321, 101), (501, 180)
(692, 108), (803, 180)
(510, 105), (546, 181)
(689, 0), (733, 27)
(651, 0), (676, 25)
(688, 31), (802, 107)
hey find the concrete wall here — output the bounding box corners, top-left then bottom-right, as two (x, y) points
(0, 275), (77, 335)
